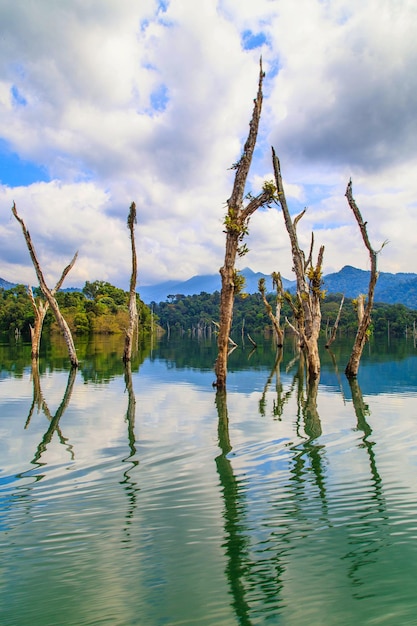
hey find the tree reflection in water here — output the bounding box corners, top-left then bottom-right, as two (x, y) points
(120, 361), (140, 547)
(29, 360), (76, 466)
(214, 346), (392, 622)
(215, 389), (253, 626)
(345, 376), (389, 598)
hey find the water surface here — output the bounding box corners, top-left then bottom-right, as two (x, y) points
(1, 335), (417, 625)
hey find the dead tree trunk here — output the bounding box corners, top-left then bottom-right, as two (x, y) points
(325, 295), (345, 349)
(215, 60), (276, 389)
(272, 148), (324, 382)
(344, 181), (384, 378)
(27, 288), (48, 360)
(12, 202), (79, 368)
(123, 202), (138, 363)
(259, 271), (284, 347)
(27, 252), (78, 359)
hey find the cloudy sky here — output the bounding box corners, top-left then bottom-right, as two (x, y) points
(1, 0), (416, 291)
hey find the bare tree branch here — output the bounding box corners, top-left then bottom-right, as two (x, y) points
(325, 295), (345, 349)
(12, 202), (79, 367)
(215, 59), (275, 389)
(344, 181), (380, 377)
(123, 202), (138, 363)
(272, 147), (324, 381)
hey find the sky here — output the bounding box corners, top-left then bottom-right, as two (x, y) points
(1, 0), (417, 291)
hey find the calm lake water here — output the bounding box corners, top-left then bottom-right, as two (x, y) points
(1, 334), (417, 625)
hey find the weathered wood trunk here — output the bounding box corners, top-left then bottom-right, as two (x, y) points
(258, 272), (284, 347)
(305, 245), (324, 381)
(12, 203), (79, 367)
(26, 252), (78, 359)
(27, 290), (48, 360)
(344, 181), (381, 378)
(123, 202), (138, 363)
(215, 60), (275, 389)
(272, 148), (324, 381)
(325, 295), (345, 349)
(216, 234), (239, 388)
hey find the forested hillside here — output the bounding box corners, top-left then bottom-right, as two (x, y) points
(138, 265), (417, 309)
(153, 291), (417, 339)
(0, 281), (153, 336)
(2, 279), (417, 340)
(323, 266), (417, 308)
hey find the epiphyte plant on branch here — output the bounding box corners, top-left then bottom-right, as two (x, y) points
(271, 147), (324, 383)
(215, 58), (276, 390)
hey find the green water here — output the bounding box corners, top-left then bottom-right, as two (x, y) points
(1, 334), (417, 625)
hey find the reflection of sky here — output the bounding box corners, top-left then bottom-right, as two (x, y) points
(2, 353), (417, 624)
(0, 367), (235, 625)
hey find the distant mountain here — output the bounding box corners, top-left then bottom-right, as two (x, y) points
(138, 268), (296, 304)
(139, 265), (417, 309)
(0, 278), (80, 293)
(3, 265), (417, 309)
(0, 277), (17, 290)
(322, 265), (417, 308)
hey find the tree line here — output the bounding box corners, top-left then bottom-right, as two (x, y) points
(152, 290), (417, 340)
(0, 281), (154, 338)
(4, 282), (415, 343)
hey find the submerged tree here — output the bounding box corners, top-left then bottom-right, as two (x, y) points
(12, 203), (79, 367)
(26, 253), (78, 359)
(215, 59), (276, 389)
(344, 181), (386, 377)
(272, 148), (324, 382)
(325, 294), (345, 349)
(123, 202), (138, 363)
(259, 271), (284, 347)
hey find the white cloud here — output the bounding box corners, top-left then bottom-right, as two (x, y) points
(0, 0), (416, 290)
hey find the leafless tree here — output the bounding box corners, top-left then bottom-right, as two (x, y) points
(259, 271), (284, 347)
(123, 202), (138, 363)
(26, 253), (78, 360)
(325, 295), (345, 349)
(344, 181), (386, 377)
(12, 202), (79, 367)
(215, 59), (276, 389)
(272, 148), (324, 382)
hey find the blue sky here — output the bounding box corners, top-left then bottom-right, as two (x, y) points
(0, 141), (49, 186)
(1, 0), (416, 290)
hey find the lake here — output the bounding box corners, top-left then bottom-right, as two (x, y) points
(1, 333), (417, 625)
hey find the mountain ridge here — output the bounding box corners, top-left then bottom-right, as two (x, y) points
(3, 265), (417, 309)
(138, 265), (417, 309)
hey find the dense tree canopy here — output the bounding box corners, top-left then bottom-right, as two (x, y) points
(2, 282), (416, 342)
(0, 281), (153, 337)
(151, 290), (417, 340)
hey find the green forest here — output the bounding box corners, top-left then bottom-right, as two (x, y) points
(1, 281), (417, 340)
(0, 281), (153, 337)
(151, 291), (417, 340)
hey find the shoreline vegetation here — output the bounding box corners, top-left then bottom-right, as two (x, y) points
(1, 281), (416, 341)
(0, 281), (154, 338)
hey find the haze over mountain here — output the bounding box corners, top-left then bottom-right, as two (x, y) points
(137, 266), (417, 309)
(3, 266), (417, 309)
(137, 268), (296, 304)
